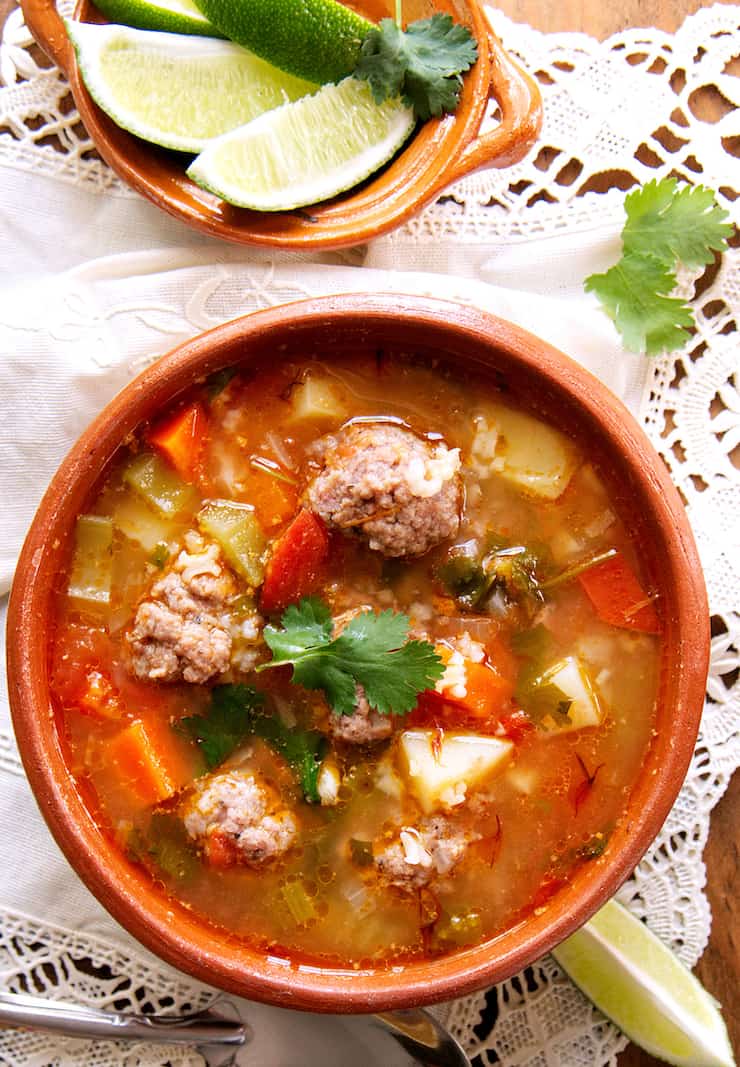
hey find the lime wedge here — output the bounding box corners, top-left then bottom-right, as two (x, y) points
(90, 0), (223, 37)
(187, 77), (415, 211)
(65, 20), (317, 154)
(194, 0), (372, 84)
(552, 900), (736, 1067)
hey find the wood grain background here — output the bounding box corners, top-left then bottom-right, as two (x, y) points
(0, 0), (737, 1062)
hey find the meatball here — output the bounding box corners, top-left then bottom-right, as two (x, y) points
(127, 531), (236, 684)
(329, 685), (393, 744)
(183, 770), (297, 866)
(373, 817), (476, 890)
(306, 424), (461, 557)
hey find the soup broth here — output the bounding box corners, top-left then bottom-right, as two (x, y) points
(51, 352), (661, 967)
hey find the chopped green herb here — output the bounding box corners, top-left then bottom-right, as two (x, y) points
(432, 908), (483, 948)
(178, 684), (265, 771)
(149, 541), (170, 569)
(439, 536), (546, 615)
(584, 179), (731, 355)
(576, 831), (611, 860)
(206, 366), (237, 400)
(259, 597), (444, 717)
(354, 13), (478, 121)
(349, 838), (374, 867)
(512, 625), (571, 726)
(540, 548), (618, 592)
(178, 684), (326, 803)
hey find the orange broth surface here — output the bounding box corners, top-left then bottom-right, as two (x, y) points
(50, 353), (661, 967)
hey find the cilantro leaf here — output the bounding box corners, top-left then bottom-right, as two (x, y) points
(585, 252), (694, 356)
(260, 597), (445, 716)
(354, 14), (478, 122)
(584, 178), (731, 356)
(622, 178), (732, 270)
(178, 683), (326, 802)
(178, 684), (265, 770)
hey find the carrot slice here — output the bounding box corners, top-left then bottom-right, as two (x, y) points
(412, 649), (514, 731)
(260, 509), (330, 615)
(578, 551), (661, 633)
(242, 465), (298, 529)
(149, 401), (208, 482)
(104, 720), (186, 807)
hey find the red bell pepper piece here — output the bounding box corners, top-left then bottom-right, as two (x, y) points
(578, 551), (661, 633)
(260, 509), (330, 615)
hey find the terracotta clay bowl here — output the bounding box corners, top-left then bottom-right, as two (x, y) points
(21, 0), (541, 250)
(8, 295), (708, 1012)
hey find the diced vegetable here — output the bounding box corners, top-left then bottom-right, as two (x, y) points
(204, 830), (241, 869)
(531, 657), (605, 733)
(148, 400), (208, 483)
(260, 509), (330, 615)
(143, 812), (198, 881)
(316, 756), (341, 806)
(289, 373), (346, 423)
(282, 879), (317, 925)
(112, 493), (177, 553)
(438, 536), (545, 616)
(577, 551), (661, 633)
(432, 908), (483, 948)
(473, 405), (579, 500)
(398, 730), (513, 813)
(424, 647), (514, 724)
(123, 452), (198, 517)
(198, 499), (266, 586)
(67, 515), (113, 608)
(76, 669), (121, 721)
(104, 720), (183, 807)
(244, 461), (298, 528)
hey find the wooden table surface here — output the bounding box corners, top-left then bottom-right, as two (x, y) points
(1, 0), (737, 1062)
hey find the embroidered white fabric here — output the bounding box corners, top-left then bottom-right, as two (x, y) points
(0, 3), (738, 1065)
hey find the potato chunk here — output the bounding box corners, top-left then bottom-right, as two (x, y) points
(398, 730), (513, 813)
(538, 656), (604, 732)
(471, 405), (579, 500)
(289, 374), (346, 423)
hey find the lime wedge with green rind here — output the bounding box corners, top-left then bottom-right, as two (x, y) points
(552, 899), (736, 1067)
(193, 0), (372, 84)
(90, 0), (223, 37)
(65, 20), (318, 154)
(186, 76), (415, 212)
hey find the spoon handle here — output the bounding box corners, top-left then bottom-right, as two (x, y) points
(0, 991), (248, 1047)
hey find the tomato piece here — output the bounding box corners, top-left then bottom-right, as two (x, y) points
(260, 509), (330, 615)
(499, 708), (536, 744)
(578, 551), (661, 633)
(148, 401), (208, 483)
(77, 670), (121, 721)
(204, 831), (240, 869)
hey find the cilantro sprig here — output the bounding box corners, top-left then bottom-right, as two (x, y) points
(258, 597), (445, 716)
(585, 178), (732, 356)
(178, 684), (326, 802)
(354, 13), (478, 122)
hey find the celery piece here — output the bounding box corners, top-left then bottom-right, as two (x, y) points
(123, 453), (198, 518)
(282, 880), (317, 925)
(198, 500), (265, 586)
(67, 515), (113, 608)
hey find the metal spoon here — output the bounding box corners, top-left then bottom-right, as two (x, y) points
(0, 990), (470, 1067)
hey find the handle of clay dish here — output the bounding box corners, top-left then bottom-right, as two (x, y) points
(442, 32), (542, 187)
(21, 0), (74, 75)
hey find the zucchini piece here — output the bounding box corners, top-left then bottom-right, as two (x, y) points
(123, 453), (198, 517)
(198, 500), (266, 586)
(67, 515), (113, 608)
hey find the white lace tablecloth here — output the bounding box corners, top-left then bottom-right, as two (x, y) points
(0, 3), (738, 1065)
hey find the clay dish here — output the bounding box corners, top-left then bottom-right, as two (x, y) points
(20, 0), (541, 250)
(7, 295), (708, 1012)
